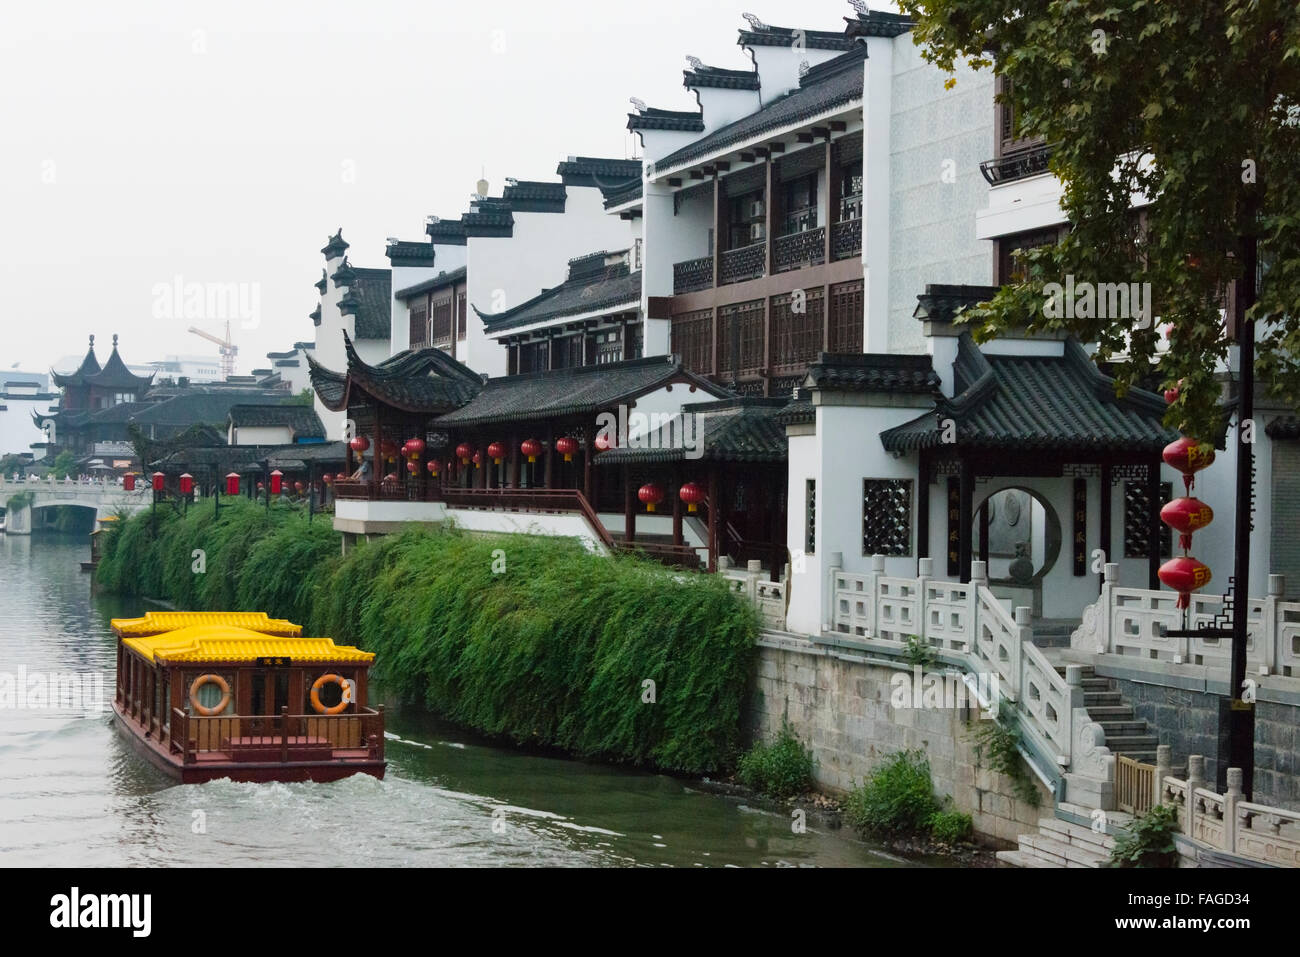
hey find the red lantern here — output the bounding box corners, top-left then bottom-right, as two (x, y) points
(151, 471), (164, 492)
(225, 472), (240, 496)
(456, 443), (473, 464)
(1160, 497), (1214, 552)
(487, 442), (505, 465)
(322, 473), (334, 486)
(473, 452), (482, 469)
(349, 436), (369, 453)
(638, 482), (664, 513)
(123, 473), (135, 491)
(427, 460), (440, 476)
(1158, 556), (1213, 609)
(405, 438), (425, 458)
(521, 439), (542, 463)
(270, 470), (283, 495)
(594, 431), (614, 452)
(407, 461), (418, 474)
(1162, 437), (1215, 491)
(556, 437), (578, 462)
(679, 481), (704, 513)
(179, 473), (194, 495)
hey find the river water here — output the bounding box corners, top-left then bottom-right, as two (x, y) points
(0, 535), (927, 867)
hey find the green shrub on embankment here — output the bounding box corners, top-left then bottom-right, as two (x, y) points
(94, 499), (759, 774)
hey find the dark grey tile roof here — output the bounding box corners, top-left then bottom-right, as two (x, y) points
(51, 337), (101, 387)
(594, 398), (786, 465)
(804, 353), (942, 394)
(435, 356), (721, 429)
(228, 404), (325, 438)
(502, 180), (567, 212)
(461, 200), (515, 237)
(913, 283), (1001, 324)
(736, 23), (857, 50)
(394, 266), (467, 301)
(426, 219), (468, 245)
(654, 45), (866, 171)
(308, 333), (483, 414)
(385, 240), (436, 267)
(556, 156), (644, 181)
(129, 390), (292, 429)
(880, 335), (1178, 454)
(337, 267), (392, 340)
(684, 64), (761, 91)
(321, 229), (349, 258)
(773, 398), (814, 426)
(76, 338), (153, 391)
(843, 10), (915, 39)
(264, 441), (349, 469)
(1266, 416), (1300, 440)
(627, 107), (705, 133)
(478, 264), (641, 335)
(603, 182), (643, 209)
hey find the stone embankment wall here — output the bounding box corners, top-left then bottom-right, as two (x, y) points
(748, 636), (1050, 845)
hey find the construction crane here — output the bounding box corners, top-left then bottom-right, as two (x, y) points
(188, 321), (238, 379)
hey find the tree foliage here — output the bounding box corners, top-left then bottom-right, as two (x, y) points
(900, 0), (1300, 441)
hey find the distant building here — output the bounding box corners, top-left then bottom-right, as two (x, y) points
(227, 404), (326, 446)
(0, 374), (58, 460)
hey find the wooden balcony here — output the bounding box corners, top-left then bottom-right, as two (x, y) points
(831, 218), (862, 261)
(719, 241), (766, 286)
(673, 256), (714, 295)
(773, 226), (826, 273)
(334, 480), (442, 502)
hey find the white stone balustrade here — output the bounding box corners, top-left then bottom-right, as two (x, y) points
(720, 558), (788, 630)
(1159, 757), (1300, 866)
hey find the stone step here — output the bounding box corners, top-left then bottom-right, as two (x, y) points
(1116, 750), (1159, 763)
(1085, 704), (1135, 720)
(1021, 832), (1109, 868)
(1104, 734), (1161, 750)
(1054, 665), (1095, 677)
(1083, 690), (1122, 706)
(1080, 677), (1111, 691)
(1038, 817), (1116, 854)
(996, 849), (1056, 868)
(1098, 719), (1148, 735)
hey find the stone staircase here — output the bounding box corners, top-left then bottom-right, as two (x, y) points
(1029, 618), (1080, 648)
(996, 808), (1119, 868)
(1077, 668), (1163, 764)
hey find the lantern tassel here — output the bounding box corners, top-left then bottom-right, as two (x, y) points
(1176, 592), (1190, 610)
(1180, 532), (1193, 552)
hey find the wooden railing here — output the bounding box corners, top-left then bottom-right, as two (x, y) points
(170, 706), (384, 764)
(334, 480), (442, 502)
(773, 226), (826, 273)
(442, 487), (616, 550)
(719, 241), (766, 285)
(830, 218), (862, 261)
(1117, 754), (1155, 814)
(979, 141), (1053, 185)
(673, 255), (714, 295)
(613, 540), (703, 569)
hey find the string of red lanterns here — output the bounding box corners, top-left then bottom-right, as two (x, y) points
(1156, 416), (1216, 609)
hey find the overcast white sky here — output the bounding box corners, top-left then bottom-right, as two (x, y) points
(0, 0), (884, 375)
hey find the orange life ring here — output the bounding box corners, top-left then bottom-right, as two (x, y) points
(310, 673), (352, 715)
(189, 674), (231, 716)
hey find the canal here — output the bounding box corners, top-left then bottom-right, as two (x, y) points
(0, 535), (930, 867)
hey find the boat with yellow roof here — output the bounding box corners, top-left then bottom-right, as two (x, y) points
(111, 612), (385, 783)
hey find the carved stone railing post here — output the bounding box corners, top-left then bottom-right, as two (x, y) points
(1224, 767), (1243, 853)
(917, 557), (933, 650)
(1102, 563), (1118, 655)
(869, 553), (885, 635)
(1186, 755), (1205, 835)
(1264, 575), (1284, 675)
(968, 560), (987, 647)
(1013, 605), (1030, 703)
(825, 550), (843, 633)
(1154, 744), (1171, 811)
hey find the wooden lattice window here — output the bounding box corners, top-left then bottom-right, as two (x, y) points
(671, 310), (713, 374)
(409, 304), (428, 349)
(996, 227), (1062, 285)
(456, 293), (467, 338)
(518, 341), (548, 374)
(805, 479), (816, 555)
(1123, 480), (1172, 559)
(863, 478), (912, 557)
(430, 297), (453, 345)
(771, 288), (824, 374)
(829, 281), (863, 354)
(718, 300), (764, 377)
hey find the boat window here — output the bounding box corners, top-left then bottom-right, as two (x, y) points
(189, 672), (234, 716)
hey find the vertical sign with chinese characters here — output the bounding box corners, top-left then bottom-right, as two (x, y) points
(947, 477), (961, 577)
(1073, 478), (1088, 576)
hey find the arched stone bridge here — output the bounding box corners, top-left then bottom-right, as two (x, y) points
(0, 479), (151, 534)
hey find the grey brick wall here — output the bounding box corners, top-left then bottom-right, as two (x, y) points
(1271, 442), (1300, 599)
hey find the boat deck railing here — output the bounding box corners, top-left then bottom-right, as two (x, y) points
(167, 706), (385, 765)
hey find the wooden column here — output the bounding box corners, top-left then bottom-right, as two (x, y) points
(978, 500), (990, 565)
(707, 468), (719, 573)
(917, 452), (930, 562)
(544, 426), (554, 490)
(824, 136), (836, 265)
(508, 435), (519, 489)
(1146, 458), (1162, 590)
(958, 457), (974, 583)
(624, 467), (635, 544)
(583, 430), (594, 501)
(1100, 463), (1113, 594)
(671, 463), (683, 547)
(765, 151), (776, 276)
(712, 172), (722, 288)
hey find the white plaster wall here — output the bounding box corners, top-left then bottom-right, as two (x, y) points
(0, 396), (55, 459)
(314, 250), (352, 441)
(693, 87), (763, 134)
(445, 508), (607, 554)
(785, 428), (822, 635)
(747, 44), (847, 105)
(641, 182), (714, 357)
(230, 425), (292, 446)
(975, 173), (1067, 241)
(466, 188), (637, 378)
(887, 38), (995, 355)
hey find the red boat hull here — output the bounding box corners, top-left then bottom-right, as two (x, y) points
(112, 703), (386, 784)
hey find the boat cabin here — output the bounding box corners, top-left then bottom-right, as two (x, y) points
(110, 612), (384, 783)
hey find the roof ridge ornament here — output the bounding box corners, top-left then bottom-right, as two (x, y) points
(742, 13), (769, 31)
(629, 96), (647, 112)
(850, 0), (870, 16)
(686, 55), (704, 71)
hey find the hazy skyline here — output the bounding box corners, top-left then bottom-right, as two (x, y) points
(1, 0), (877, 376)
